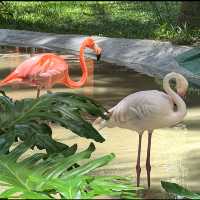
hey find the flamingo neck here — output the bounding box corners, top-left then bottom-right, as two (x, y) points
(163, 73), (187, 123)
(64, 44), (88, 88)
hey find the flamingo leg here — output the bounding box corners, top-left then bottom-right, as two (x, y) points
(46, 77), (52, 94)
(136, 132), (143, 187)
(146, 130), (153, 189)
(36, 86), (41, 98)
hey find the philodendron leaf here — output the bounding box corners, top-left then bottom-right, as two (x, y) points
(62, 153), (115, 179)
(0, 141), (140, 199)
(161, 181), (200, 199)
(0, 91), (107, 155)
(85, 175), (141, 199)
(33, 142), (96, 179)
(14, 122), (76, 155)
(0, 187), (50, 199)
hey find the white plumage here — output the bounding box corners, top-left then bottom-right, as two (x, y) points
(94, 72), (188, 188)
(99, 90), (176, 131)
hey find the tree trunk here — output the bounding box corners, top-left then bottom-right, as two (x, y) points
(177, 1), (200, 28)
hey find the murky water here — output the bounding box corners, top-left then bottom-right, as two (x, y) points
(1, 45), (200, 199)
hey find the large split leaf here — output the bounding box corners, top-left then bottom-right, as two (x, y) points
(0, 142), (140, 199)
(0, 91), (108, 154)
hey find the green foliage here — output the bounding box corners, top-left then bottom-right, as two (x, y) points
(154, 23), (199, 45)
(161, 181), (200, 199)
(0, 90), (142, 199)
(0, 91), (108, 154)
(0, 141), (140, 199)
(0, 1), (13, 18)
(0, 1), (199, 44)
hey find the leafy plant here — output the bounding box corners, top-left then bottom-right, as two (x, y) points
(154, 23), (197, 45)
(161, 181), (200, 199)
(0, 1), (13, 18)
(0, 140), (141, 199)
(0, 91), (108, 154)
(0, 91), (141, 198)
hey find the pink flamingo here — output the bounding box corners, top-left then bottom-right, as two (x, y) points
(0, 37), (102, 97)
(94, 72), (188, 188)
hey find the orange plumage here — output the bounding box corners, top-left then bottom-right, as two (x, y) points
(0, 37), (102, 97)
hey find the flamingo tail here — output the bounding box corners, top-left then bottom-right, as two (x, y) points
(93, 117), (107, 130)
(0, 72), (22, 87)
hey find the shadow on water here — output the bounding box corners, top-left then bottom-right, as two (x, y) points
(1, 45), (200, 199)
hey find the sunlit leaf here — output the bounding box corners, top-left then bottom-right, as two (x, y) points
(0, 142), (140, 199)
(161, 181), (200, 199)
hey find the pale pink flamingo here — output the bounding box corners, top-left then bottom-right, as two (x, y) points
(94, 72), (188, 188)
(0, 37), (102, 98)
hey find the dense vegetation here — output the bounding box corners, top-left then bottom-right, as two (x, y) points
(0, 91), (141, 199)
(0, 1), (199, 45)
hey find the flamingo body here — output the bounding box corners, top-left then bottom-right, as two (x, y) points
(94, 72), (188, 188)
(0, 53), (69, 89)
(103, 90), (177, 132)
(0, 37), (102, 97)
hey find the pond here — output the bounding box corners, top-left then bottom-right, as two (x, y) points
(0, 45), (200, 199)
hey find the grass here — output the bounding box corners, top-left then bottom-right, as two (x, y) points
(0, 1), (199, 45)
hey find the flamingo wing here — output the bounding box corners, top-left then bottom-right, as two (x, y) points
(116, 90), (174, 122)
(34, 54), (69, 87)
(0, 53), (68, 87)
(17, 53), (68, 77)
(94, 90), (174, 130)
(111, 93), (157, 124)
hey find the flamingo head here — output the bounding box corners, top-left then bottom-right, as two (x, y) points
(83, 37), (102, 61)
(176, 73), (189, 98)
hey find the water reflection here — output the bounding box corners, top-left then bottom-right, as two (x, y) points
(1, 45), (200, 199)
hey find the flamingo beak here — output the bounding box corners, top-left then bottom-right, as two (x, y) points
(96, 53), (101, 62)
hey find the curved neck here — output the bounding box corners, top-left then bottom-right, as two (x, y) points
(64, 44), (88, 88)
(163, 74), (187, 122)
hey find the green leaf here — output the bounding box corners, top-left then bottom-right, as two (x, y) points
(161, 181), (200, 199)
(0, 91), (140, 199)
(0, 91), (107, 154)
(34, 142), (95, 179)
(44, 178), (83, 199)
(62, 153), (115, 179)
(0, 187), (20, 198)
(0, 142), (140, 199)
